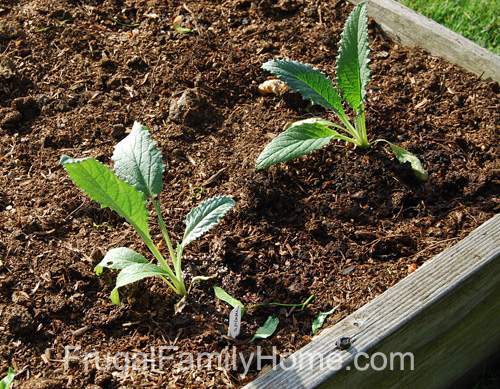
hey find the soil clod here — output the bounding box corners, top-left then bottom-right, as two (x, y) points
(0, 0), (497, 387)
(0, 108), (21, 129)
(1, 304), (34, 336)
(168, 88), (216, 127)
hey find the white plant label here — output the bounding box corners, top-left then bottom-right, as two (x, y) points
(228, 305), (241, 338)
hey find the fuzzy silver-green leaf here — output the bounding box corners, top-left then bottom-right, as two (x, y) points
(0, 368), (15, 389)
(256, 119), (339, 170)
(60, 156), (150, 239)
(312, 306), (338, 335)
(389, 143), (428, 181)
(95, 247), (149, 276)
(262, 59), (346, 116)
(252, 315), (279, 341)
(181, 196), (235, 248)
(112, 121), (165, 198)
(336, 3), (370, 111)
(213, 286), (245, 314)
(111, 263), (169, 305)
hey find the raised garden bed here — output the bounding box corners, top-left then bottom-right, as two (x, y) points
(0, 0), (498, 387)
(247, 215), (500, 388)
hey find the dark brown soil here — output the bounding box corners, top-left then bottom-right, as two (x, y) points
(0, 0), (498, 387)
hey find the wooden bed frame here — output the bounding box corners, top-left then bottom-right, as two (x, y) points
(245, 1), (500, 387)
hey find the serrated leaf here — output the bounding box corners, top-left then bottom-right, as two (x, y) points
(389, 143), (428, 181)
(95, 247), (149, 275)
(336, 3), (370, 111)
(252, 315), (279, 341)
(312, 306), (338, 335)
(262, 59), (346, 116)
(0, 368), (15, 389)
(112, 122), (165, 198)
(214, 286), (245, 314)
(60, 156), (150, 239)
(181, 196), (235, 248)
(256, 119), (338, 170)
(111, 263), (168, 305)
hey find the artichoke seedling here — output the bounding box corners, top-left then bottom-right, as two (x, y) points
(256, 3), (428, 181)
(61, 122), (235, 304)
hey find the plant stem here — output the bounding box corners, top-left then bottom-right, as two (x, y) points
(152, 199), (177, 263)
(251, 295), (315, 310)
(127, 217), (185, 295)
(327, 122), (349, 135)
(174, 245), (185, 291)
(355, 106), (369, 148)
(299, 294), (316, 309)
(372, 138), (390, 145)
(151, 199), (186, 295)
(160, 276), (176, 291)
(138, 229), (185, 295)
(147, 240), (184, 293)
(336, 113), (359, 141)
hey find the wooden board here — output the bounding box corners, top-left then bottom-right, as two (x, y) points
(349, 0), (500, 82)
(245, 214), (500, 388)
(245, 2), (500, 387)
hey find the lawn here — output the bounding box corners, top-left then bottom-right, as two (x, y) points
(401, 0), (499, 54)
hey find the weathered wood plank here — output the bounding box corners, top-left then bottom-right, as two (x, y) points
(245, 214), (500, 388)
(349, 0), (500, 82)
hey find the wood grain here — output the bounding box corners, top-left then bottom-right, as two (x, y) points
(245, 214), (500, 388)
(349, 0), (500, 82)
(246, 3), (500, 386)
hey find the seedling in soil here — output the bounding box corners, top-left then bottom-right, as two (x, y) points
(173, 15), (193, 34)
(214, 286), (313, 341)
(214, 286), (246, 314)
(214, 286), (314, 313)
(312, 306), (338, 335)
(256, 3), (428, 181)
(61, 122), (235, 304)
(251, 315), (280, 342)
(0, 368), (15, 389)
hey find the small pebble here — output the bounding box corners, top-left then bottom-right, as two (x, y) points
(376, 50), (389, 59)
(258, 79), (288, 96)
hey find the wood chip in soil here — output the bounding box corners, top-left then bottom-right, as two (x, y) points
(0, 0), (498, 387)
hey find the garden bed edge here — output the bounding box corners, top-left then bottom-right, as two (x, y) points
(245, 214), (500, 388)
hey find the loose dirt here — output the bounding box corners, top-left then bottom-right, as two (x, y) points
(0, 0), (498, 387)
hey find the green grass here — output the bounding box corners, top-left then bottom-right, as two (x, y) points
(400, 0), (499, 54)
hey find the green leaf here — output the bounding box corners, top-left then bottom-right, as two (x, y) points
(181, 196), (235, 248)
(0, 368), (15, 389)
(214, 286), (245, 314)
(262, 59), (346, 116)
(110, 288), (120, 305)
(60, 156), (151, 240)
(256, 119), (339, 170)
(312, 306), (338, 335)
(252, 315), (279, 341)
(265, 294), (315, 310)
(111, 263), (169, 305)
(112, 122), (165, 198)
(388, 143), (428, 182)
(95, 247), (149, 275)
(336, 3), (371, 111)
(174, 25), (193, 34)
